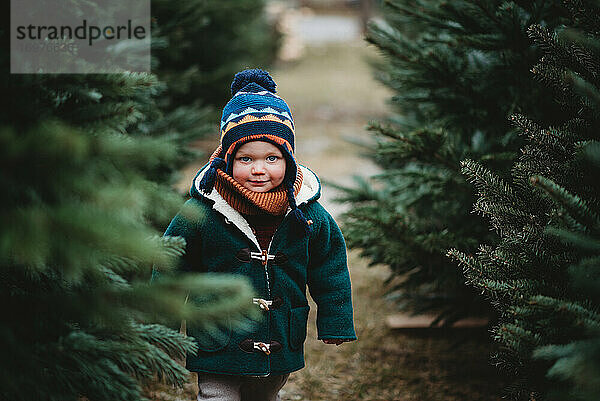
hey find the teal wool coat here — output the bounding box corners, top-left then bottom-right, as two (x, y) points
(162, 165), (357, 376)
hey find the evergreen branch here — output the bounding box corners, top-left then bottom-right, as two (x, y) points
(470, 0), (502, 27)
(479, 278), (546, 299)
(328, 175), (382, 203)
(384, 0), (448, 28)
(130, 274), (259, 329)
(529, 23), (599, 84)
(545, 226), (600, 252)
(365, 21), (413, 63)
(557, 28), (600, 77)
(473, 198), (533, 223)
(54, 330), (147, 401)
(528, 295), (600, 331)
(530, 175), (600, 232)
(118, 335), (191, 387)
(528, 24), (558, 57)
(509, 114), (562, 145)
(530, 57), (571, 98)
(446, 248), (487, 284)
(564, 70), (600, 110)
(133, 322), (197, 360)
(371, 122), (462, 170)
(494, 322), (543, 353)
(558, 26), (600, 58)
(460, 159), (522, 207)
(533, 337), (600, 400)
(477, 244), (529, 279)
(534, 339), (599, 361)
(367, 120), (407, 140)
(562, 0), (600, 35)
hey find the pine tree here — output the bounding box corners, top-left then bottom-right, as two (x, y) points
(0, 2), (265, 400)
(338, 0), (568, 322)
(448, 1), (600, 398)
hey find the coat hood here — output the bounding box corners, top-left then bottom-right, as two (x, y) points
(189, 164), (321, 251)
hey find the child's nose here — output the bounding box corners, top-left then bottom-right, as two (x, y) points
(251, 162), (265, 175)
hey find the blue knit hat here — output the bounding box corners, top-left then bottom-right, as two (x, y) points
(197, 68), (311, 234)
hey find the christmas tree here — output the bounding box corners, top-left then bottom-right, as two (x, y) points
(338, 0), (567, 322)
(0, 1), (273, 399)
(449, 1), (600, 398)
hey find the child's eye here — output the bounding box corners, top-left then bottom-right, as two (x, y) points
(239, 156), (251, 162)
(266, 155), (279, 162)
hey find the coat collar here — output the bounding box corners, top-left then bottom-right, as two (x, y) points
(190, 164), (321, 250)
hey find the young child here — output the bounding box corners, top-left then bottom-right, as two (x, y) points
(163, 69), (356, 401)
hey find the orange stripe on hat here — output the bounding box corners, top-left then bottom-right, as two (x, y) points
(221, 114), (295, 139)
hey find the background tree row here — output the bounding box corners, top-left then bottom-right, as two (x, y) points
(339, 0), (568, 323)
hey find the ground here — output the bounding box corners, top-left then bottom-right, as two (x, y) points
(149, 16), (507, 401)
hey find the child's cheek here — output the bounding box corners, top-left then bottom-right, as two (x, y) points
(275, 163), (286, 185)
(232, 163), (248, 183)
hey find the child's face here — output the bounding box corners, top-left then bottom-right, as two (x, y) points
(232, 141), (286, 192)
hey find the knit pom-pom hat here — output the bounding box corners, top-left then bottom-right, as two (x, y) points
(197, 68), (311, 235)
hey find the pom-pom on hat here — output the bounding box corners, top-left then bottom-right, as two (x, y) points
(197, 68), (311, 235)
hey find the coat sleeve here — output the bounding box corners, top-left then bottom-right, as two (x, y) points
(306, 204), (357, 341)
(152, 198), (204, 282)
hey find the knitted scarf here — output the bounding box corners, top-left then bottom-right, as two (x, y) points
(213, 161), (303, 216)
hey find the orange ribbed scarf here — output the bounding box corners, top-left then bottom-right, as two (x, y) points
(214, 169), (303, 215)
(207, 145), (303, 216)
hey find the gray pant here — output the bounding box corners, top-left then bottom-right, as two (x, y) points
(197, 373), (290, 401)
